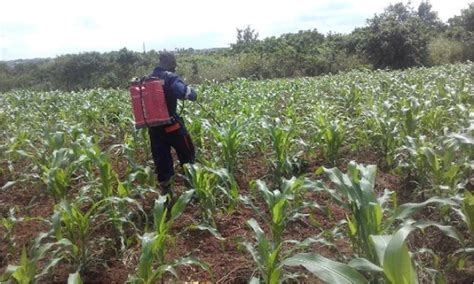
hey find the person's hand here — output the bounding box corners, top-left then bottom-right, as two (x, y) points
(185, 86), (197, 101)
(130, 77), (140, 85)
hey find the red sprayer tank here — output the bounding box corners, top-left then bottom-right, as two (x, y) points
(129, 78), (174, 129)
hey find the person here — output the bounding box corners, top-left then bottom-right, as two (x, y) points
(148, 51), (197, 206)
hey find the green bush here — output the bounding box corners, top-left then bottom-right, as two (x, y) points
(428, 37), (465, 65)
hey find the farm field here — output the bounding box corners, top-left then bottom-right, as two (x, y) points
(0, 63), (473, 283)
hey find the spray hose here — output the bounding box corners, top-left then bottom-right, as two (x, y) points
(195, 100), (222, 128)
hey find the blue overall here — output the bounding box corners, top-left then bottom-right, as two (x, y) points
(148, 67), (197, 184)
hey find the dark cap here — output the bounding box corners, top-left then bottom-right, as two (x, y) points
(158, 51), (177, 72)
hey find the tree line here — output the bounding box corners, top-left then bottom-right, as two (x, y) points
(0, 1), (472, 92)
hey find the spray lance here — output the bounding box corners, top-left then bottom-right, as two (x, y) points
(195, 100), (222, 128)
(179, 91), (222, 128)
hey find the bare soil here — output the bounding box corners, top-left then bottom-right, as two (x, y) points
(1, 150), (472, 283)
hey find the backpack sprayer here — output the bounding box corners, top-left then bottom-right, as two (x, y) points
(129, 76), (174, 129)
(129, 77), (221, 129)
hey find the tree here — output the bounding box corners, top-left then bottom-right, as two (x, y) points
(448, 3), (474, 32)
(114, 48), (141, 84)
(417, 1), (445, 34)
(360, 2), (431, 69)
(52, 52), (108, 91)
(231, 26), (259, 53)
(446, 3), (474, 60)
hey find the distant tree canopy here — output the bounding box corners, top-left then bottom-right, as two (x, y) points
(0, 1), (472, 92)
(231, 26), (260, 53)
(359, 3), (433, 68)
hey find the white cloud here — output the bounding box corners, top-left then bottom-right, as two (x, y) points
(0, 0), (470, 60)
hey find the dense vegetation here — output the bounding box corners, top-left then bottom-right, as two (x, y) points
(0, 2), (473, 92)
(0, 63), (472, 282)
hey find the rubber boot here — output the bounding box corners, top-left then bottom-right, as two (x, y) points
(159, 180), (174, 215)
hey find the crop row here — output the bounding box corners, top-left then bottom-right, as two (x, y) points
(0, 63), (472, 283)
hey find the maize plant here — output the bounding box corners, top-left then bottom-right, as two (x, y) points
(317, 114), (345, 164)
(349, 220), (463, 284)
(447, 191), (474, 273)
(461, 191), (474, 240)
(83, 145), (118, 198)
(243, 218), (284, 283)
(183, 163), (219, 226)
(184, 163), (238, 227)
(1, 62), (473, 282)
(365, 101), (400, 168)
(321, 161), (464, 282)
(38, 148), (82, 201)
(322, 161), (386, 263)
(52, 199), (108, 271)
(126, 165), (157, 194)
(3, 130), (34, 176)
(0, 208), (22, 257)
(397, 135), (469, 197)
(84, 145), (139, 249)
(241, 178), (313, 281)
(210, 120), (244, 174)
(185, 116), (210, 156)
(264, 123), (302, 180)
(339, 84), (363, 117)
(281, 253), (368, 284)
(0, 236), (62, 284)
(34, 130), (96, 201)
(104, 189), (148, 250)
(283, 221), (461, 284)
(118, 133), (146, 170)
(67, 272), (83, 284)
(129, 191), (210, 283)
(210, 167), (240, 212)
(420, 105), (450, 136)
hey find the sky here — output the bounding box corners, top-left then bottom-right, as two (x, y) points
(0, 0), (470, 61)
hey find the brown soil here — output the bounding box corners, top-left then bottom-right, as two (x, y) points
(0, 151), (471, 283)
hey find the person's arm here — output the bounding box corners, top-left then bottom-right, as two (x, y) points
(167, 73), (197, 101)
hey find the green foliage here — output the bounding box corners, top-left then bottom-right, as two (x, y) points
(448, 3), (474, 34)
(320, 161), (464, 283)
(249, 178), (309, 245)
(265, 124), (301, 179)
(231, 25), (259, 53)
(366, 104), (399, 168)
(184, 163), (239, 226)
(0, 62), (472, 283)
(52, 199), (108, 270)
(363, 220), (463, 284)
(446, 3), (474, 60)
(360, 2), (432, 68)
(461, 191), (474, 238)
(323, 161), (467, 283)
(428, 37), (466, 65)
(241, 177), (317, 283)
(398, 136), (470, 196)
(129, 192), (210, 283)
(282, 253), (368, 284)
(0, 208), (22, 258)
(244, 218), (283, 284)
(210, 120), (244, 173)
(0, 240), (61, 284)
(2, 2), (474, 92)
(323, 161), (385, 263)
(417, 1), (446, 34)
(319, 115), (346, 164)
(67, 272), (83, 284)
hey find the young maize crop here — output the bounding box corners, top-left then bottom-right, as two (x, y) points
(0, 63), (472, 282)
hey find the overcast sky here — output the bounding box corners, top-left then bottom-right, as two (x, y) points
(0, 0), (470, 60)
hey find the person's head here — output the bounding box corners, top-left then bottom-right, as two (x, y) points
(158, 51), (177, 72)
